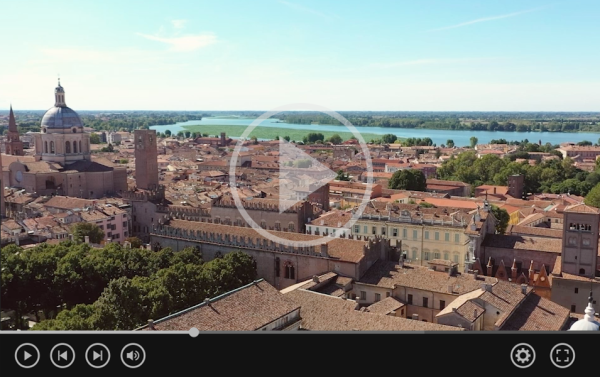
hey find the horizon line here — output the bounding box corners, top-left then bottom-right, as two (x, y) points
(2, 109), (600, 113)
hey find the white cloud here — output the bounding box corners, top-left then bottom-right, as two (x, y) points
(427, 6), (548, 32)
(171, 19), (187, 29)
(278, 0), (335, 19)
(370, 57), (503, 69)
(136, 33), (217, 52)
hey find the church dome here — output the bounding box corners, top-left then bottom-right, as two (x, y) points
(569, 292), (600, 331)
(40, 79), (83, 129)
(41, 106), (83, 129)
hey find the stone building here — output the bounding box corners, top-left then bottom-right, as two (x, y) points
(134, 129), (159, 190)
(5, 106), (24, 156)
(4, 80), (127, 198)
(150, 218), (390, 290)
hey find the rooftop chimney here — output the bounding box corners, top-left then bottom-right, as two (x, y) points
(447, 285), (453, 293)
(473, 270), (479, 279)
(412, 314), (419, 320)
(147, 319), (155, 330)
(482, 283), (492, 292)
(312, 275), (319, 283)
(204, 298), (211, 306)
(521, 284), (527, 295)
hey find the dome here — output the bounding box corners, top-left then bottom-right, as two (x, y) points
(41, 106), (83, 129)
(569, 292), (600, 331)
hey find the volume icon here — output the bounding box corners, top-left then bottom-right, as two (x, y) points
(126, 350), (140, 361)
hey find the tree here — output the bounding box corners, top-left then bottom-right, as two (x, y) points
(381, 134), (397, 144)
(164, 129), (172, 137)
(90, 133), (101, 144)
(491, 205), (509, 234)
(335, 169), (350, 181)
(584, 182), (600, 208)
(125, 237), (143, 249)
(283, 135), (291, 141)
(71, 222), (105, 244)
(100, 143), (114, 152)
(446, 139), (455, 148)
(250, 136), (258, 145)
(184, 131), (191, 138)
(469, 136), (478, 148)
(388, 169), (426, 191)
(329, 134), (343, 144)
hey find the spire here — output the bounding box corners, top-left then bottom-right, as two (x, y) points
(8, 104), (17, 132)
(584, 291), (595, 320)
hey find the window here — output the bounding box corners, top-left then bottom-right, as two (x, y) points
(381, 227), (386, 235)
(386, 292), (391, 297)
(579, 268), (585, 275)
(434, 252), (440, 260)
(375, 293), (381, 302)
(50, 141), (55, 153)
(44, 141), (48, 153)
(354, 225), (360, 233)
(575, 288), (579, 294)
(571, 305), (576, 313)
(79, 140), (82, 152)
(288, 223), (295, 232)
(453, 254), (459, 263)
(455, 233), (459, 243)
(284, 264), (295, 279)
(423, 297), (428, 308)
(262, 221), (267, 229)
(360, 291), (366, 300)
(444, 253), (449, 260)
(412, 250), (417, 260)
(583, 238), (591, 246)
(424, 252), (430, 260)
(403, 228), (407, 238)
(364, 226), (367, 234)
(440, 300), (445, 310)
(413, 230), (418, 240)
(372, 226), (377, 235)
(392, 228), (398, 237)
(133, 215), (137, 222)
(98, 225), (104, 230)
(407, 294), (413, 305)
(569, 237), (577, 245)
(425, 231), (429, 239)
(445, 233), (450, 242)
(435, 232), (439, 240)
(275, 221), (281, 230)
(275, 258), (280, 277)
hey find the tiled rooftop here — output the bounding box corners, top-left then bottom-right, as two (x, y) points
(364, 296), (405, 315)
(482, 234), (562, 253)
(500, 293), (570, 331)
(140, 280), (300, 331)
(285, 289), (462, 331)
(358, 260), (497, 295)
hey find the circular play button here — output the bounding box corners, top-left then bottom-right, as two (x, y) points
(15, 343), (40, 369)
(50, 343), (75, 368)
(85, 343), (111, 368)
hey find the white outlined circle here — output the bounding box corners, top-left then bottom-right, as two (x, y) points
(120, 343), (146, 369)
(50, 343), (75, 368)
(228, 103), (373, 247)
(15, 343), (40, 369)
(550, 343), (575, 369)
(510, 343), (536, 368)
(85, 343), (111, 369)
(189, 327), (200, 337)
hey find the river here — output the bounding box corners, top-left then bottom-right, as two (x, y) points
(149, 117), (600, 147)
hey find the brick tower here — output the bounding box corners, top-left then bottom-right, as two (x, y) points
(5, 105), (24, 156)
(134, 129), (159, 190)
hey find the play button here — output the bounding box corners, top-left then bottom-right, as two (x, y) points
(86, 343), (111, 368)
(277, 138), (337, 213)
(15, 343), (40, 368)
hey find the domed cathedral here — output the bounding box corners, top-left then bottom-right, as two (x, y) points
(4, 80), (128, 199)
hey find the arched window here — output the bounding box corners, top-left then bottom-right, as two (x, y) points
(65, 141), (71, 153)
(44, 141), (48, 153)
(284, 263), (295, 279)
(50, 141), (55, 153)
(73, 141), (77, 153)
(79, 141), (82, 153)
(579, 268), (585, 275)
(275, 257), (280, 277)
(288, 222), (295, 232)
(72, 128), (77, 133)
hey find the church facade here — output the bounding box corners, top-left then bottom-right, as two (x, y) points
(3, 81), (127, 198)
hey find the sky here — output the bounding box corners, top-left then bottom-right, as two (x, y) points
(1, 0), (600, 111)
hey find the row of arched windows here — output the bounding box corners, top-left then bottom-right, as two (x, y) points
(44, 140), (82, 154)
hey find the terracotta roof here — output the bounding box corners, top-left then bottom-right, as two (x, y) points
(456, 300), (485, 322)
(284, 289), (462, 331)
(436, 288), (486, 318)
(358, 260), (497, 295)
(140, 280), (300, 331)
(309, 210), (353, 227)
(477, 281), (533, 327)
(500, 293), (570, 331)
(161, 219), (369, 263)
(505, 225), (562, 239)
(564, 203), (600, 214)
(364, 296), (405, 314)
(482, 235), (562, 253)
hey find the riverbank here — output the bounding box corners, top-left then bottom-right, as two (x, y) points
(181, 124), (388, 143)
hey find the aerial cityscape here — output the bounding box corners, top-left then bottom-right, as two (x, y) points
(1, 1), (600, 333)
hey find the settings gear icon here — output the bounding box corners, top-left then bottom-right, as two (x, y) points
(511, 343), (536, 368)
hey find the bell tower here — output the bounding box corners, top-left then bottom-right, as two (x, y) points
(5, 105), (24, 156)
(561, 204), (600, 278)
(134, 129), (159, 190)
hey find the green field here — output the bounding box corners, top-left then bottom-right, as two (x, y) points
(181, 124), (391, 142)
